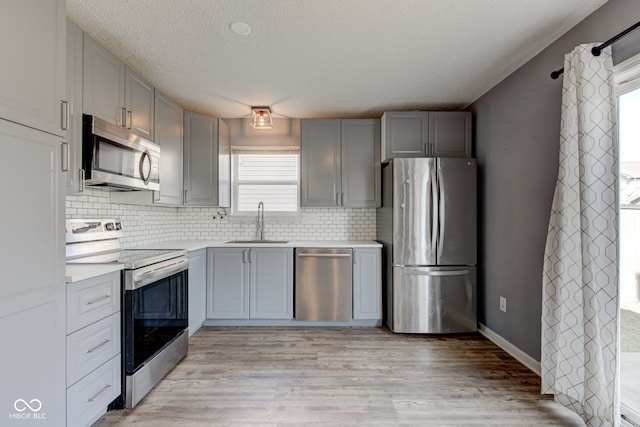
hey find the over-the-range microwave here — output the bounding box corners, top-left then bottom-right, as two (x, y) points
(82, 114), (160, 191)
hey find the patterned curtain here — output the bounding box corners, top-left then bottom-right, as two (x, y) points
(541, 43), (619, 426)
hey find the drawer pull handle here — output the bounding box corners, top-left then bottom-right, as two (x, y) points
(86, 295), (110, 305)
(87, 384), (111, 403)
(86, 339), (111, 354)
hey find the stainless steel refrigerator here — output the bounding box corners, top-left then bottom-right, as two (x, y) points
(377, 157), (477, 333)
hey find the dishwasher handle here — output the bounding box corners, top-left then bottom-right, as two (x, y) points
(297, 253), (352, 258)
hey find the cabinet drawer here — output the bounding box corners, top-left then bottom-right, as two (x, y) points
(67, 355), (120, 427)
(67, 272), (120, 333)
(67, 312), (121, 386)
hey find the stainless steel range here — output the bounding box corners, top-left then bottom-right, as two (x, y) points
(66, 219), (189, 409)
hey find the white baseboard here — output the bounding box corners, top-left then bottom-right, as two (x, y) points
(478, 323), (541, 376)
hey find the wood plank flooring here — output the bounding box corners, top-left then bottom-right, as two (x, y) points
(94, 327), (585, 426)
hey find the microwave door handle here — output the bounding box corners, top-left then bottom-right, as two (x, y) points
(139, 150), (151, 184)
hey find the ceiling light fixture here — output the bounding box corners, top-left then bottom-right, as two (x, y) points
(250, 106), (273, 129)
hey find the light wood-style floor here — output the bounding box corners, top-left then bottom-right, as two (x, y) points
(94, 327), (585, 426)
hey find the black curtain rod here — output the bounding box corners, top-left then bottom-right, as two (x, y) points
(550, 20), (640, 79)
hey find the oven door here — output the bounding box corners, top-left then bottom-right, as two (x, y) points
(123, 268), (188, 374)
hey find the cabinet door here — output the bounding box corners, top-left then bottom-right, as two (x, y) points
(218, 119), (231, 208)
(0, 119), (65, 426)
(429, 111), (472, 158)
(66, 20), (84, 195)
(300, 119), (341, 207)
(83, 33), (125, 127)
(188, 249), (207, 335)
(206, 248), (249, 319)
(184, 111), (218, 206)
(154, 91), (184, 205)
(125, 68), (155, 140)
(341, 119), (381, 208)
(0, 0), (66, 137)
(381, 112), (428, 161)
(353, 248), (382, 320)
(249, 248), (293, 319)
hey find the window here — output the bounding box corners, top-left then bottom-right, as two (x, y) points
(231, 148), (299, 215)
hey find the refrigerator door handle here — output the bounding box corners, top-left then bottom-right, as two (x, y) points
(404, 268), (469, 277)
(437, 165), (445, 259)
(430, 166), (439, 259)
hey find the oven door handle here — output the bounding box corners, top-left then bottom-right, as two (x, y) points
(128, 257), (189, 290)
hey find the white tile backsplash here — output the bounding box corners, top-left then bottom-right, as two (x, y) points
(66, 189), (376, 246)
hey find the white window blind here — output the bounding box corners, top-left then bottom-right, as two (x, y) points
(232, 149), (299, 214)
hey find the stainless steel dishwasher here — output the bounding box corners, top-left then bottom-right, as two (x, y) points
(295, 248), (353, 321)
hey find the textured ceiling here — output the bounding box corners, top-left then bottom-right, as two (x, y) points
(66, 0), (608, 119)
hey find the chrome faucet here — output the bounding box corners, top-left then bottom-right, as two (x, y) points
(257, 201), (265, 241)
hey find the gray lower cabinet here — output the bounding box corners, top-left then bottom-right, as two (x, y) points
(184, 112), (231, 207)
(301, 119), (380, 208)
(207, 247), (293, 319)
(381, 111), (471, 161)
(352, 248), (382, 320)
(83, 33), (154, 140)
(188, 249), (207, 335)
(66, 271), (121, 427)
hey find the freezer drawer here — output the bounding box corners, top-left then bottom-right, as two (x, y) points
(295, 248), (352, 321)
(391, 266), (476, 333)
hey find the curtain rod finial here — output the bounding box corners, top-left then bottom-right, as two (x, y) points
(592, 46), (602, 56)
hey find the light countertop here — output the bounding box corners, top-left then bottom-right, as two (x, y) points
(67, 240), (381, 282)
(132, 240), (382, 252)
(65, 263), (124, 283)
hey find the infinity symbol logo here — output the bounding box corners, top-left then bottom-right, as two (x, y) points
(14, 399), (42, 412)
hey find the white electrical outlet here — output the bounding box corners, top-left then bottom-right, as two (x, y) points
(499, 296), (507, 312)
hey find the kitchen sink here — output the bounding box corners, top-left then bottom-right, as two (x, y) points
(226, 240), (289, 244)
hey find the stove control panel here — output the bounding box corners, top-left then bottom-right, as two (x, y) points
(65, 219), (123, 243)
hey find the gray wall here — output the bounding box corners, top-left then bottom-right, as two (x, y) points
(469, 0), (640, 360)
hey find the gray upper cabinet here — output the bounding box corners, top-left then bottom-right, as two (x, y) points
(83, 34), (124, 127)
(381, 112), (427, 159)
(66, 20), (84, 195)
(83, 33), (154, 140)
(153, 91), (184, 205)
(301, 119), (380, 208)
(429, 111), (472, 158)
(301, 119), (341, 207)
(381, 111), (472, 161)
(125, 68), (154, 140)
(0, 0), (66, 137)
(341, 119), (381, 208)
(183, 111), (230, 207)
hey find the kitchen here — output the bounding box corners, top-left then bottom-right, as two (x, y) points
(3, 0), (640, 426)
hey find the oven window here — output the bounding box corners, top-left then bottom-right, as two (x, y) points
(124, 270), (188, 372)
